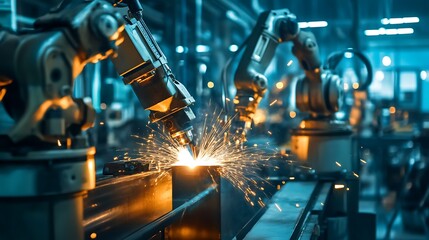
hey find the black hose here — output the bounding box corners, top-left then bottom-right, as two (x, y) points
(221, 35), (250, 114)
(324, 48), (373, 91)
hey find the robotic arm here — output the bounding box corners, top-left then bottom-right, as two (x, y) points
(232, 9), (343, 139)
(0, 0), (196, 150)
(232, 9), (298, 138)
(0, 0), (124, 145)
(110, 0), (196, 148)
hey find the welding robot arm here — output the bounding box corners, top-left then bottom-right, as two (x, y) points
(0, 0), (124, 144)
(232, 8), (343, 139)
(232, 9), (299, 139)
(293, 29), (343, 117)
(110, 0), (196, 148)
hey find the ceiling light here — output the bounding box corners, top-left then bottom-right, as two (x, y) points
(364, 27), (414, 36)
(298, 21), (328, 29)
(381, 17), (419, 25)
(382, 56), (392, 67)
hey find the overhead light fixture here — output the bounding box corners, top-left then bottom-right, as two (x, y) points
(364, 27), (414, 36)
(421, 70), (428, 80)
(382, 56), (392, 67)
(298, 21), (328, 29)
(196, 45), (210, 53)
(381, 17), (419, 25)
(228, 44), (238, 52)
(176, 45), (185, 53)
(344, 52), (354, 59)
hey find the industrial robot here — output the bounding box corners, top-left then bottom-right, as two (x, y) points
(232, 9), (352, 175)
(0, 0), (196, 239)
(230, 9), (375, 239)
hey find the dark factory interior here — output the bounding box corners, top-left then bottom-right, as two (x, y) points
(1, 0), (429, 239)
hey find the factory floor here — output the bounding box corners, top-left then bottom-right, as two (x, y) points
(360, 200), (427, 239)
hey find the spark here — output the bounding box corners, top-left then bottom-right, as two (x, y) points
(335, 161), (341, 167)
(57, 140), (62, 147)
(269, 99), (278, 106)
(123, 108), (277, 206)
(334, 184), (345, 189)
(275, 203), (282, 212)
(295, 203), (300, 208)
(289, 176), (295, 180)
(287, 60), (293, 66)
(360, 159), (367, 164)
(353, 172), (359, 178)
(267, 131), (272, 135)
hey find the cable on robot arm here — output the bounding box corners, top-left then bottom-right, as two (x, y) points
(221, 35), (251, 114)
(324, 48), (373, 91)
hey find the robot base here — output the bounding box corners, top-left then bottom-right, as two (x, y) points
(290, 119), (354, 176)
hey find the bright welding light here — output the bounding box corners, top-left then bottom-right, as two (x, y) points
(176, 148), (197, 168)
(175, 148), (220, 169)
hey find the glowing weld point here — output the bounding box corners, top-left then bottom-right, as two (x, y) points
(269, 99), (278, 106)
(334, 184), (345, 189)
(57, 140), (62, 147)
(176, 148), (197, 168)
(353, 172), (359, 178)
(360, 159), (367, 164)
(335, 161), (342, 167)
(275, 203), (282, 212)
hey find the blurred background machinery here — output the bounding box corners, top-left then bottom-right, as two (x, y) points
(1, 0), (429, 239)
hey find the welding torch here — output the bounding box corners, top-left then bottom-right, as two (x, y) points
(110, 0), (197, 154)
